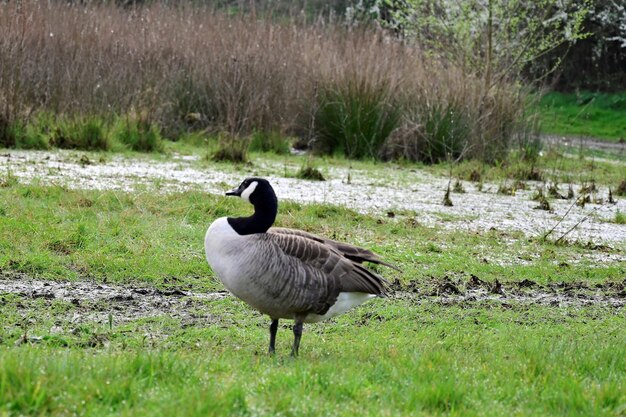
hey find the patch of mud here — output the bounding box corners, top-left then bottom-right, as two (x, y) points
(0, 275), (227, 325)
(390, 275), (626, 308)
(2, 150), (626, 247)
(1, 275), (623, 331)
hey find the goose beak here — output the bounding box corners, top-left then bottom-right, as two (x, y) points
(226, 186), (242, 197)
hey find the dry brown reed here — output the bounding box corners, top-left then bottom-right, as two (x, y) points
(0, 1), (531, 161)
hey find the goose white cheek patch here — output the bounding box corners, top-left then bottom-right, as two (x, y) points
(240, 181), (258, 203)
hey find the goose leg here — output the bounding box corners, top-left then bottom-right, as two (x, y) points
(269, 319), (279, 355)
(291, 321), (303, 357)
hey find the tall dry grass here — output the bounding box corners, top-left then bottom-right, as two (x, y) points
(0, 1), (532, 162)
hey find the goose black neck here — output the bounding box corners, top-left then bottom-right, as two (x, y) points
(227, 194), (277, 235)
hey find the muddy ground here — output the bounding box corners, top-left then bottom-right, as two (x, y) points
(2, 150), (626, 248)
(1, 273), (623, 331)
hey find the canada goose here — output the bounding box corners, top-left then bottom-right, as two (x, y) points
(204, 178), (397, 356)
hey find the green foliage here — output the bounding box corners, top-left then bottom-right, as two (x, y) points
(417, 103), (470, 163)
(248, 130), (290, 154)
(0, 163), (625, 415)
(0, 115), (18, 148)
(210, 132), (249, 163)
(538, 92), (626, 140)
(52, 117), (109, 151)
(111, 116), (163, 152)
(0, 121), (27, 149)
(615, 210), (626, 225)
(381, 0), (590, 81)
(0, 302), (624, 416)
(314, 79), (400, 159)
(3, 113), (110, 151)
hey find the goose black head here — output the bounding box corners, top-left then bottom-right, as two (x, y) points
(226, 178), (277, 234)
(226, 178), (276, 206)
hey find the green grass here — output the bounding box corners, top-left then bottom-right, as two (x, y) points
(0, 299), (624, 416)
(538, 92), (626, 141)
(0, 183), (624, 287)
(314, 79), (400, 159)
(0, 153), (625, 416)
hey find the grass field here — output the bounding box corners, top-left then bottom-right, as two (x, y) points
(1, 146), (625, 416)
(538, 92), (626, 141)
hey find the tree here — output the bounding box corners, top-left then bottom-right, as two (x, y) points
(377, 0), (591, 88)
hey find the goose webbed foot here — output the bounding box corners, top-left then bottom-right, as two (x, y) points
(290, 321), (303, 357)
(268, 319), (279, 355)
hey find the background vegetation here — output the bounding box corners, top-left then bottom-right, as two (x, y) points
(538, 92), (626, 141)
(0, 0), (535, 163)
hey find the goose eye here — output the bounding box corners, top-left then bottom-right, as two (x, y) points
(240, 181), (259, 202)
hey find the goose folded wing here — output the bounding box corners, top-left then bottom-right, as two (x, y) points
(269, 227), (399, 271)
(265, 232), (389, 300)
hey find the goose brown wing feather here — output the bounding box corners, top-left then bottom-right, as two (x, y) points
(262, 233), (388, 316)
(269, 227), (400, 271)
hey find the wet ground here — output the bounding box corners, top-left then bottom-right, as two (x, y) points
(1, 274), (623, 331)
(2, 150), (626, 248)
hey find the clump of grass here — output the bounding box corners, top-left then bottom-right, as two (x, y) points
(531, 188), (551, 210)
(52, 116), (109, 151)
(18, 114), (52, 150)
(442, 186), (453, 206)
(296, 158), (325, 181)
(416, 103), (470, 164)
(211, 133), (249, 163)
(3, 112), (109, 151)
(515, 166), (543, 181)
(615, 180), (626, 196)
(111, 115), (163, 152)
(534, 196), (551, 211)
(615, 210), (626, 224)
(452, 180), (465, 193)
(248, 131), (290, 154)
(313, 79), (400, 159)
(577, 194), (591, 208)
(514, 180), (527, 191)
(498, 182), (516, 196)
(297, 167), (325, 181)
(547, 183), (566, 199)
(468, 169), (482, 182)
(0, 115), (21, 148)
(580, 181), (597, 194)
(608, 188), (616, 204)
(498, 180), (525, 195)
(0, 167), (18, 188)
